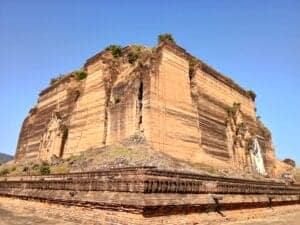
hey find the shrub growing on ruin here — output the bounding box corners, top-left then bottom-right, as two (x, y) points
(189, 57), (198, 78)
(74, 69), (87, 80)
(39, 165), (50, 175)
(246, 90), (256, 101)
(50, 78), (57, 85)
(127, 52), (139, 64)
(50, 74), (64, 85)
(127, 45), (142, 64)
(158, 33), (176, 44)
(0, 168), (9, 176)
(106, 45), (122, 58)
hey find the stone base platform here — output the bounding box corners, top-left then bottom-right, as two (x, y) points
(0, 167), (299, 217)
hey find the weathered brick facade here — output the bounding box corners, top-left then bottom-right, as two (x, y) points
(15, 41), (276, 176)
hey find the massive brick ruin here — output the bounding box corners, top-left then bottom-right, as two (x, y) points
(15, 40), (277, 176)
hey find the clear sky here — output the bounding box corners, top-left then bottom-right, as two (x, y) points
(0, 0), (299, 165)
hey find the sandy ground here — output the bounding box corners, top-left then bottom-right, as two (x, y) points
(223, 210), (300, 225)
(0, 197), (299, 225)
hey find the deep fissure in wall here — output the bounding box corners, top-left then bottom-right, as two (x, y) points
(138, 82), (144, 130)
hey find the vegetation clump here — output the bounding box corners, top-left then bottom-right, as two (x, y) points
(158, 33), (176, 44)
(127, 45), (142, 64)
(74, 69), (87, 80)
(50, 74), (64, 85)
(0, 168), (9, 176)
(39, 164), (50, 175)
(128, 52), (139, 64)
(189, 57), (198, 78)
(246, 90), (256, 101)
(106, 45), (122, 58)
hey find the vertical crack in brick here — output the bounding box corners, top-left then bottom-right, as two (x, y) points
(137, 81), (144, 130)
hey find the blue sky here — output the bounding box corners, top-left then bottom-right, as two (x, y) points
(0, 0), (299, 165)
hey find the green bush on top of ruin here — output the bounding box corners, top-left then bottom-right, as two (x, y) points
(106, 45), (122, 58)
(127, 45), (143, 64)
(246, 90), (256, 101)
(158, 33), (176, 44)
(74, 69), (87, 80)
(50, 74), (64, 85)
(189, 57), (198, 78)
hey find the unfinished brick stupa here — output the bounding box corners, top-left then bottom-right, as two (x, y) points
(15, 36), (277, 176)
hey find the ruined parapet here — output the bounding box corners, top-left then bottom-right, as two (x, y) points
(14, 37), (279, 177)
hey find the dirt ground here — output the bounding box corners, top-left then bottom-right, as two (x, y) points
(223, 210), (300, 225)
(0, 197), (299, 225)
